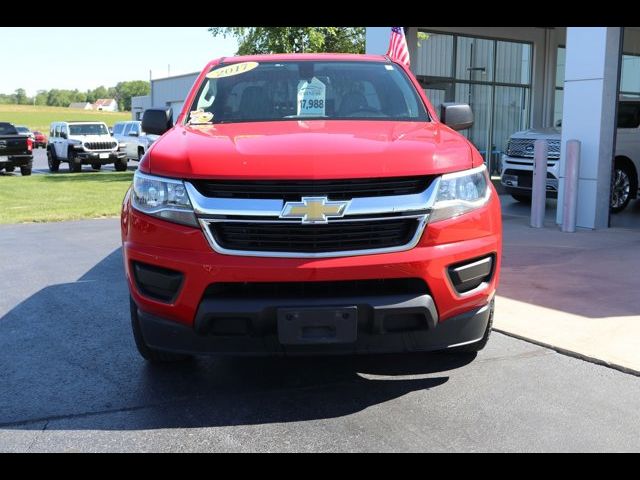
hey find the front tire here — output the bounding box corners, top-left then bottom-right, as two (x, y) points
(114, 158), (128, 172)
(610, 163), (633, 213)
(511, 194), (531, 204)
(68, 150), (82, 173)
(130, 297), (192, 363)
(47, 148), (60, 172)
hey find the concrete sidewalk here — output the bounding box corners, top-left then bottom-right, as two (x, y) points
(495, 200), (640, 374)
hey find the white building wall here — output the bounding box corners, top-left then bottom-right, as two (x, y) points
(131, 95), (151, 120)
(556, 27), (621, 229)
(151, 72), (199, 123)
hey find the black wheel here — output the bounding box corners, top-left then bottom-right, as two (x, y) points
(68, 150), (82, 173)
(91, 163), (102, 170)
(610, 162), (633, 213)
(47, 148), (60, 172)
(510, 194), (531, 204)
(20, 166), (32, 176)
(449, 300), (494, 353)
(114, 158), (128, 171)
(130, 297), (192, 363)
(5, 165), (15, 173)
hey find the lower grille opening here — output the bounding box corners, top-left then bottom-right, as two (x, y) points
(132, 261), (183, 303)
(503, 169), (557, 189)
(447, 255), (494, 294)
(208, 218), (419, 254)
(203, 278), (429, 299)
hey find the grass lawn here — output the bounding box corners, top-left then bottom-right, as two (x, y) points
(0, 105), (131, 133)
(0, 171), (133, 224)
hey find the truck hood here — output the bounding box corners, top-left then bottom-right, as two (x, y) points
(144, 120), (474, 179)
(69, 135), (116, 142)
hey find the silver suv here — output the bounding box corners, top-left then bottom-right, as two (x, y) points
(112, 121), (158, 162)
(501, 97), (640, 213)
(47, 121), (128, 173)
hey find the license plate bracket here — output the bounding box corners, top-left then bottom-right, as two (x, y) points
(99, 153), (109, 159)
(277, 306), (358, 345)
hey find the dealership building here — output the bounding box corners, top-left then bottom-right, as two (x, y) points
(134, 27), (639, 230)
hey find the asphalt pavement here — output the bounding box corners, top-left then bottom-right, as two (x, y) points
(1, 219), (639, 452)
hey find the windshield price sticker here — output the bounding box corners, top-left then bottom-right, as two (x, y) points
(189, 109), (213, 124)
(206, 62), (259, 79)
(297, 77), (326, 116)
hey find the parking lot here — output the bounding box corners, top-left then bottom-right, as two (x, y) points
(1, 218), (639, 452)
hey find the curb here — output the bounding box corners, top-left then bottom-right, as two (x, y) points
(494, 328), (640, 377)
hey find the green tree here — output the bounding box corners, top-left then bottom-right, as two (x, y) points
(35, 90), (48, 106)
(14, 88), (28, 105)
(113, 80), (150, 111)
(209, 27), (365, 55)
(87, 85), (109, 103)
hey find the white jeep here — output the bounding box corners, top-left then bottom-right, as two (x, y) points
(501, 97), (640, 213)
(47, 121), (128, 173)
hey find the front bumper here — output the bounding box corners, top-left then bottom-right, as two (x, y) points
(75, 150), (126, 164)
(122, 186), (502, 355)
(0, 155), (33, 168)
(500, 154), (560, 197)
(136, 299), (492, 355)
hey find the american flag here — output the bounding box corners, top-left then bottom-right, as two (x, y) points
(386, 27), (410, 67)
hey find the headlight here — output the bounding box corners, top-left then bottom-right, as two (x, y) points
(118, 142), (127, 149)
(131, 171), (198, 227)
(429, 165), (491, 223)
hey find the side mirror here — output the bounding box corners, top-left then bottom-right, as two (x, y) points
(129, 131), (139, 137)
(60, 131), (68, 139)
(109, 128), (113, 135)
(142, 108), (173, 136)
(440, 103), (474, 131)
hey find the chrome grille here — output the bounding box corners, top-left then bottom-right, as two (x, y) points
(186, 176), (439, 258)
(506, 138), (560, 160)
(209, 217), (419, 254)
(84, 141), (117, 150)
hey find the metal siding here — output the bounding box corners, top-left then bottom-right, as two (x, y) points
(151, 73), (199, 110)
(415, 33), (453, 77)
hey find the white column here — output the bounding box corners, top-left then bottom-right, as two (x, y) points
(556, 27), (621, 229)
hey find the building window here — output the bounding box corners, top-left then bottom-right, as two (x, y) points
(555, 45), (640, 128)
(415, 31), (533, 176)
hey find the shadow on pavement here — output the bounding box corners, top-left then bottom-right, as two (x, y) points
(0, 248), (473, 431)
(498, 194), (640, 318)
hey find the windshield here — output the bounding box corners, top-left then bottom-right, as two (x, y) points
(16, 127), (30, 134)
(188, 60), (429, 124)
(69, 123), (109, 135)
(0, 123), (18, 135)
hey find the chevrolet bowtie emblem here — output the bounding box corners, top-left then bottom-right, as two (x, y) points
(280, 197), (350, 224)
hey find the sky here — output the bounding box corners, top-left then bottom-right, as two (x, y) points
(0, 27), (239, 96)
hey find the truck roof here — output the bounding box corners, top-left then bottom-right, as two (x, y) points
(204, 53), (390, 70)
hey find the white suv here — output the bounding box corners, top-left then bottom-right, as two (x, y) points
(501, 97), (640, 213)
(112, 121), (158, 161)
(47, 121), (128, 173)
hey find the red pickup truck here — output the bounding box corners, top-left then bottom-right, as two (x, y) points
(121, 54), (502, 362)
